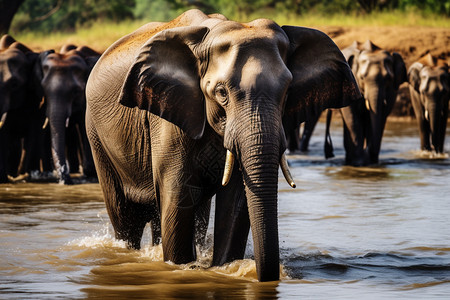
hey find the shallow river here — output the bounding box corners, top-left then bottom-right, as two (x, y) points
(1, 119), (450, 299)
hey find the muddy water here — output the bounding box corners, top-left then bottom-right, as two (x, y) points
(1, 119), (450, 299)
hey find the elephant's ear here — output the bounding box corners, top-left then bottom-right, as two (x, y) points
(32, 50), (55, 97)
(393, 52), (407, 90)
(282, 26), (361, 123)
(119, 26), (209, 140)
(408, 62), (423, 92)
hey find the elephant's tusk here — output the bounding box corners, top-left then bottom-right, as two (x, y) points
(65, 118), (70, 128)
(280, 153), (296, 188)
(42, 117), (49, 129)
(425, 110), (429, 121)
(222, 150), (235, 186)
(365, 98), (371, 111)
(39, 96), (45, 109)
(0, 112), (7, 129)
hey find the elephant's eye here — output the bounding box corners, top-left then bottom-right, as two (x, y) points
(215, 85), (228, 105)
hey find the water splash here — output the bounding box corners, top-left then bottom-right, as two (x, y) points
(416, 150), (449, 159)
(67, 223), (126, 249)
(140, 244), (164, 261)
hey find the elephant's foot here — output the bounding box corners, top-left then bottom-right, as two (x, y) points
(56, 164), (73, 185)
(58, 173), (73, 185)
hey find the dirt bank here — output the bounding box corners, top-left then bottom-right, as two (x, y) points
(316, 26), (450, 118)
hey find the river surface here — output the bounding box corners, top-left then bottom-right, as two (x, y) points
(1, 119), (450, 299)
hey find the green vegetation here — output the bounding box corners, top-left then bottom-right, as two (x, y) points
(8, 0), (450, 52)
(11, 0), (450, 32)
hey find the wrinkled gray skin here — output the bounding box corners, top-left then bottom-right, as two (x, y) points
(36, 45), (99, 184)
(0, 34), (49, 182)
(408, 54), (449, 154)
(337, 40), (407, 165)
(86, 10), (360, 281)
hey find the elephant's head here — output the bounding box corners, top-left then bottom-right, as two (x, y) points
(408, 54), (450, 153)
(36, 46), (100, 183)
(119, 12), (360, 281)
(0, 35), (37, 129)
(346, 40), (406, 163)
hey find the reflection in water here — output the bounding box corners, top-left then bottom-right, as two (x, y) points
(1, 120), (450, 299)
(324, 165), (392, 180)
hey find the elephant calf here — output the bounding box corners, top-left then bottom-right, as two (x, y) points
(408, 53), (449, 154)
(86, 9), (361, 281)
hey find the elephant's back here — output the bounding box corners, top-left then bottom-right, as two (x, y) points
(86, 9), (217, 110)
(86, 21), (166, 110)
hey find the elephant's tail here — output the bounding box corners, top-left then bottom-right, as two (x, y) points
(324, 109), (335, 159)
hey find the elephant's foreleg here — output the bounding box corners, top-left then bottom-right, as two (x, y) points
(341, 105), (367, 166)
(160, 196), (197, 263)
(300, 111), (321, 152)
(212, 168), (249, 266)
(194, 198), (211, 247)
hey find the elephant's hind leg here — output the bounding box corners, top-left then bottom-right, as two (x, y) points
(88, 128), (153, 249)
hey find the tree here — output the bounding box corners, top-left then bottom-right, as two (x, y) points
(12, 0), (135, 33)
(357, 0), (379, 13)
(0, 0), (26, 35)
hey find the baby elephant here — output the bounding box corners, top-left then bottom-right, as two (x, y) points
(408, 54), (449, 154)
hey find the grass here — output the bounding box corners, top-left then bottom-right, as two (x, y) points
(13, 10), (450, 53)
(15, 20), (147, 53)
(251, 9), (450, 27)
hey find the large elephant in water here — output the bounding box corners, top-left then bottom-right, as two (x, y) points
(408, 53), (449, 154)
(86, 10), (360, 281)
(36, 45), (99, 184)
(0, 35), (50, 182)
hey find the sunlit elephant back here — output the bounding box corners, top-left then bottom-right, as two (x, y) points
(0, 34), (49, 182)
(36, 45), (100, 184)
(408, 53), (449, 154)
(86, 9), (361, 282)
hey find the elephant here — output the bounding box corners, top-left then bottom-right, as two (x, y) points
(86, 9), (361, 281)
(321, 40), (407, 165)
(408, 53), (449, 154)
(35, 45), (100, 184)
(0, 34), (51, 182)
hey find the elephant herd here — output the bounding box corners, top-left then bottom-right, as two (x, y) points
(0, 34), (99, 184)
(284, 40), (449, 165)
(1, 10), (448, 282)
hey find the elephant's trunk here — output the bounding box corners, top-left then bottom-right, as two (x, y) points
(365, 87), (388, 164)
(231, 108), (283, 282)
(48, 111), (72, 184)
(241, 137), (280, 281)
